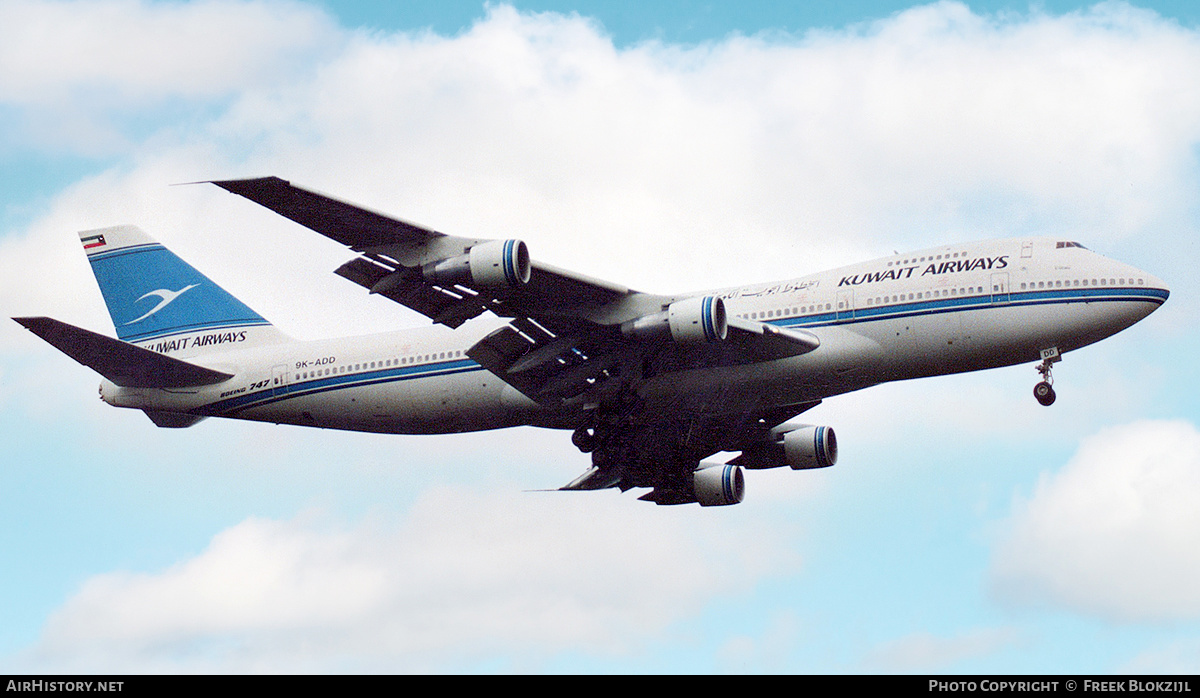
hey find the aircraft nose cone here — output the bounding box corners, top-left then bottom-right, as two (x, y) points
(1140, 270), (1170, 304)
(1155, 277), (1170, 301)
(1127, 268), (1170, 326)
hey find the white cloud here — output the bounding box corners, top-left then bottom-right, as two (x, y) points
(0, 0), (337, 104)
(0, 0), (339, 153)
(991, 420), (1200, 622)
(24, 490), (796, 672)
(866, 626), (1022, 672)
(1120, 637), (1200, 674)
(713, 610), (801, 673)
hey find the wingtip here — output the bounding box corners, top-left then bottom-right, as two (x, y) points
(209, 176), (291, 191)
(168, 176), (292, 191)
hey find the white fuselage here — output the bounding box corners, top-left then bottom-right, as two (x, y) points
(99, 237), (1169, 433)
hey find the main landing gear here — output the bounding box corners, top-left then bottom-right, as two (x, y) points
(572, 424), (598, 452)
(1034, 347), (1061, 407)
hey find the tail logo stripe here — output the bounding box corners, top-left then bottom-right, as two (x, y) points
(124, 284), (200, 325)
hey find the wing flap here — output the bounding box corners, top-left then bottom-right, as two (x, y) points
(559, 466), (623, 491)
(727, 317), (821, 359)
(466, 322), (557, 400)
(465, 316), (633, 404)
(14, 316), (233, 388)
(637, 488), (698, 505)
(334, 257), (488, 328)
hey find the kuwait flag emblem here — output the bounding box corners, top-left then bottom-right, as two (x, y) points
(81, 234), (107, 250)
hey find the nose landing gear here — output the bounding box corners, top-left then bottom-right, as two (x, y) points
(1034, 347), (1060, 407)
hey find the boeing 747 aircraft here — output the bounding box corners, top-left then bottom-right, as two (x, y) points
(15, 178), (1170, 505)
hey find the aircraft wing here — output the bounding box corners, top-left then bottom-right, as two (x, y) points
(211, 177), (633, 329)
(212, 177), (819, 409)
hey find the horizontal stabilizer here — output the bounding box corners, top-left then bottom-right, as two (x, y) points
(14, 317), (233, 388)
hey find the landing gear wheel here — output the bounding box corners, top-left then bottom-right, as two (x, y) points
(572, 425), (598, 453)
(1034, 381), (1056, 406)
(1033, 348), (1061, 407)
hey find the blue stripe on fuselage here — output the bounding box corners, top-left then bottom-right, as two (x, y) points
(773, 286), (1167, 330)
(203, 358), (482, 417)
(187, 286), (1164, 418)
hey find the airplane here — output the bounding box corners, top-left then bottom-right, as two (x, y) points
(14, 177), (1170, 506)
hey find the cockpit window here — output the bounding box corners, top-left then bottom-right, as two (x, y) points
(1056, 241), (1088, 249)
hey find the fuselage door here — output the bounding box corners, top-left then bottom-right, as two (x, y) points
(990, 272), (1011, 304)
(836, 290), (854, 321)
(271, 363), (290, 397)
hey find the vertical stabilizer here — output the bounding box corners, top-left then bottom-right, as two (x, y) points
(81, 225), (288, 357)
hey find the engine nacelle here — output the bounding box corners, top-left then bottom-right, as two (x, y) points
(692, 462), (745, 506)
(422, 239), (531, 290)
(622, 296), (728, 344)
(736, 424), (838, 470)
(782, 425), (837, 470)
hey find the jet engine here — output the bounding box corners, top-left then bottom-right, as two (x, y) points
(422, 239), (531, 290)
(734, 423), (838, 470)
(693, 462), (745, 506)
(621, 296), (728, 344)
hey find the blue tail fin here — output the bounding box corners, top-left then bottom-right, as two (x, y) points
(81, 225), (288, 356)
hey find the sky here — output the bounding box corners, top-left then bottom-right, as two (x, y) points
(2, 0), (1200, 674)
